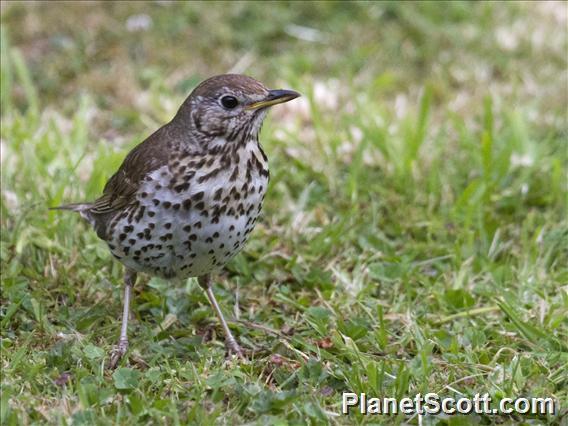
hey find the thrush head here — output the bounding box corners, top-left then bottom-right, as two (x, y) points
(173, 74), (300, 146)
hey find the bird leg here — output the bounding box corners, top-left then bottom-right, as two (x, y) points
(198, 274), (243, 357)
(108, 269), (137, 369)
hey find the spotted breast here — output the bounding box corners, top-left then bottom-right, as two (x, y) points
(106, 139), (269, 279)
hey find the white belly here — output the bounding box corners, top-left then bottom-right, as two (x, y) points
(106, 144), (269, 279)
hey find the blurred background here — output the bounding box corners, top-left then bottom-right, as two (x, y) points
(3, 2), (566, 129)
(1, 2), (566, 424)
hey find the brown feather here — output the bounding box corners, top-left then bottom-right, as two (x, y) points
(91, 125), (172, 214)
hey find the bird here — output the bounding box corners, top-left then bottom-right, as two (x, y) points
(53, 74), (300, 368)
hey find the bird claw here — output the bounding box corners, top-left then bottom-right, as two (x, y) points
(108, 340), (128, 369)
(226, 341), (247, 359)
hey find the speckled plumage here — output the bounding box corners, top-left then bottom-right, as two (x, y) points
(106, 137), (269, 279)
(67, 75), (288, 278)
(55, 74), (299, 365)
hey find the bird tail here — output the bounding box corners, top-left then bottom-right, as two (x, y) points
(51, 202), (109, 239)
(50, 202), (96, 225)
(50, 202), (93, 213)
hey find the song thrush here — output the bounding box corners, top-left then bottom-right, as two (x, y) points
(54, 74), (300, 367)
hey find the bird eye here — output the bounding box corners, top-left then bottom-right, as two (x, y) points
(220, 95), (239, 109)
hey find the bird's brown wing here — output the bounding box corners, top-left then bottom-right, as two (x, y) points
(90, 125), (171, 215)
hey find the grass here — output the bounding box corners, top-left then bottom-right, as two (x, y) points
(1, 1), (567, 425)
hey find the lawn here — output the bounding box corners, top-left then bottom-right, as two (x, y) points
(1, 1), (567, 425)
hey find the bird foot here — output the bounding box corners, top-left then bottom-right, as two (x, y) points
(108, 339), (128, 369)
(226, 339), (246, 359)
